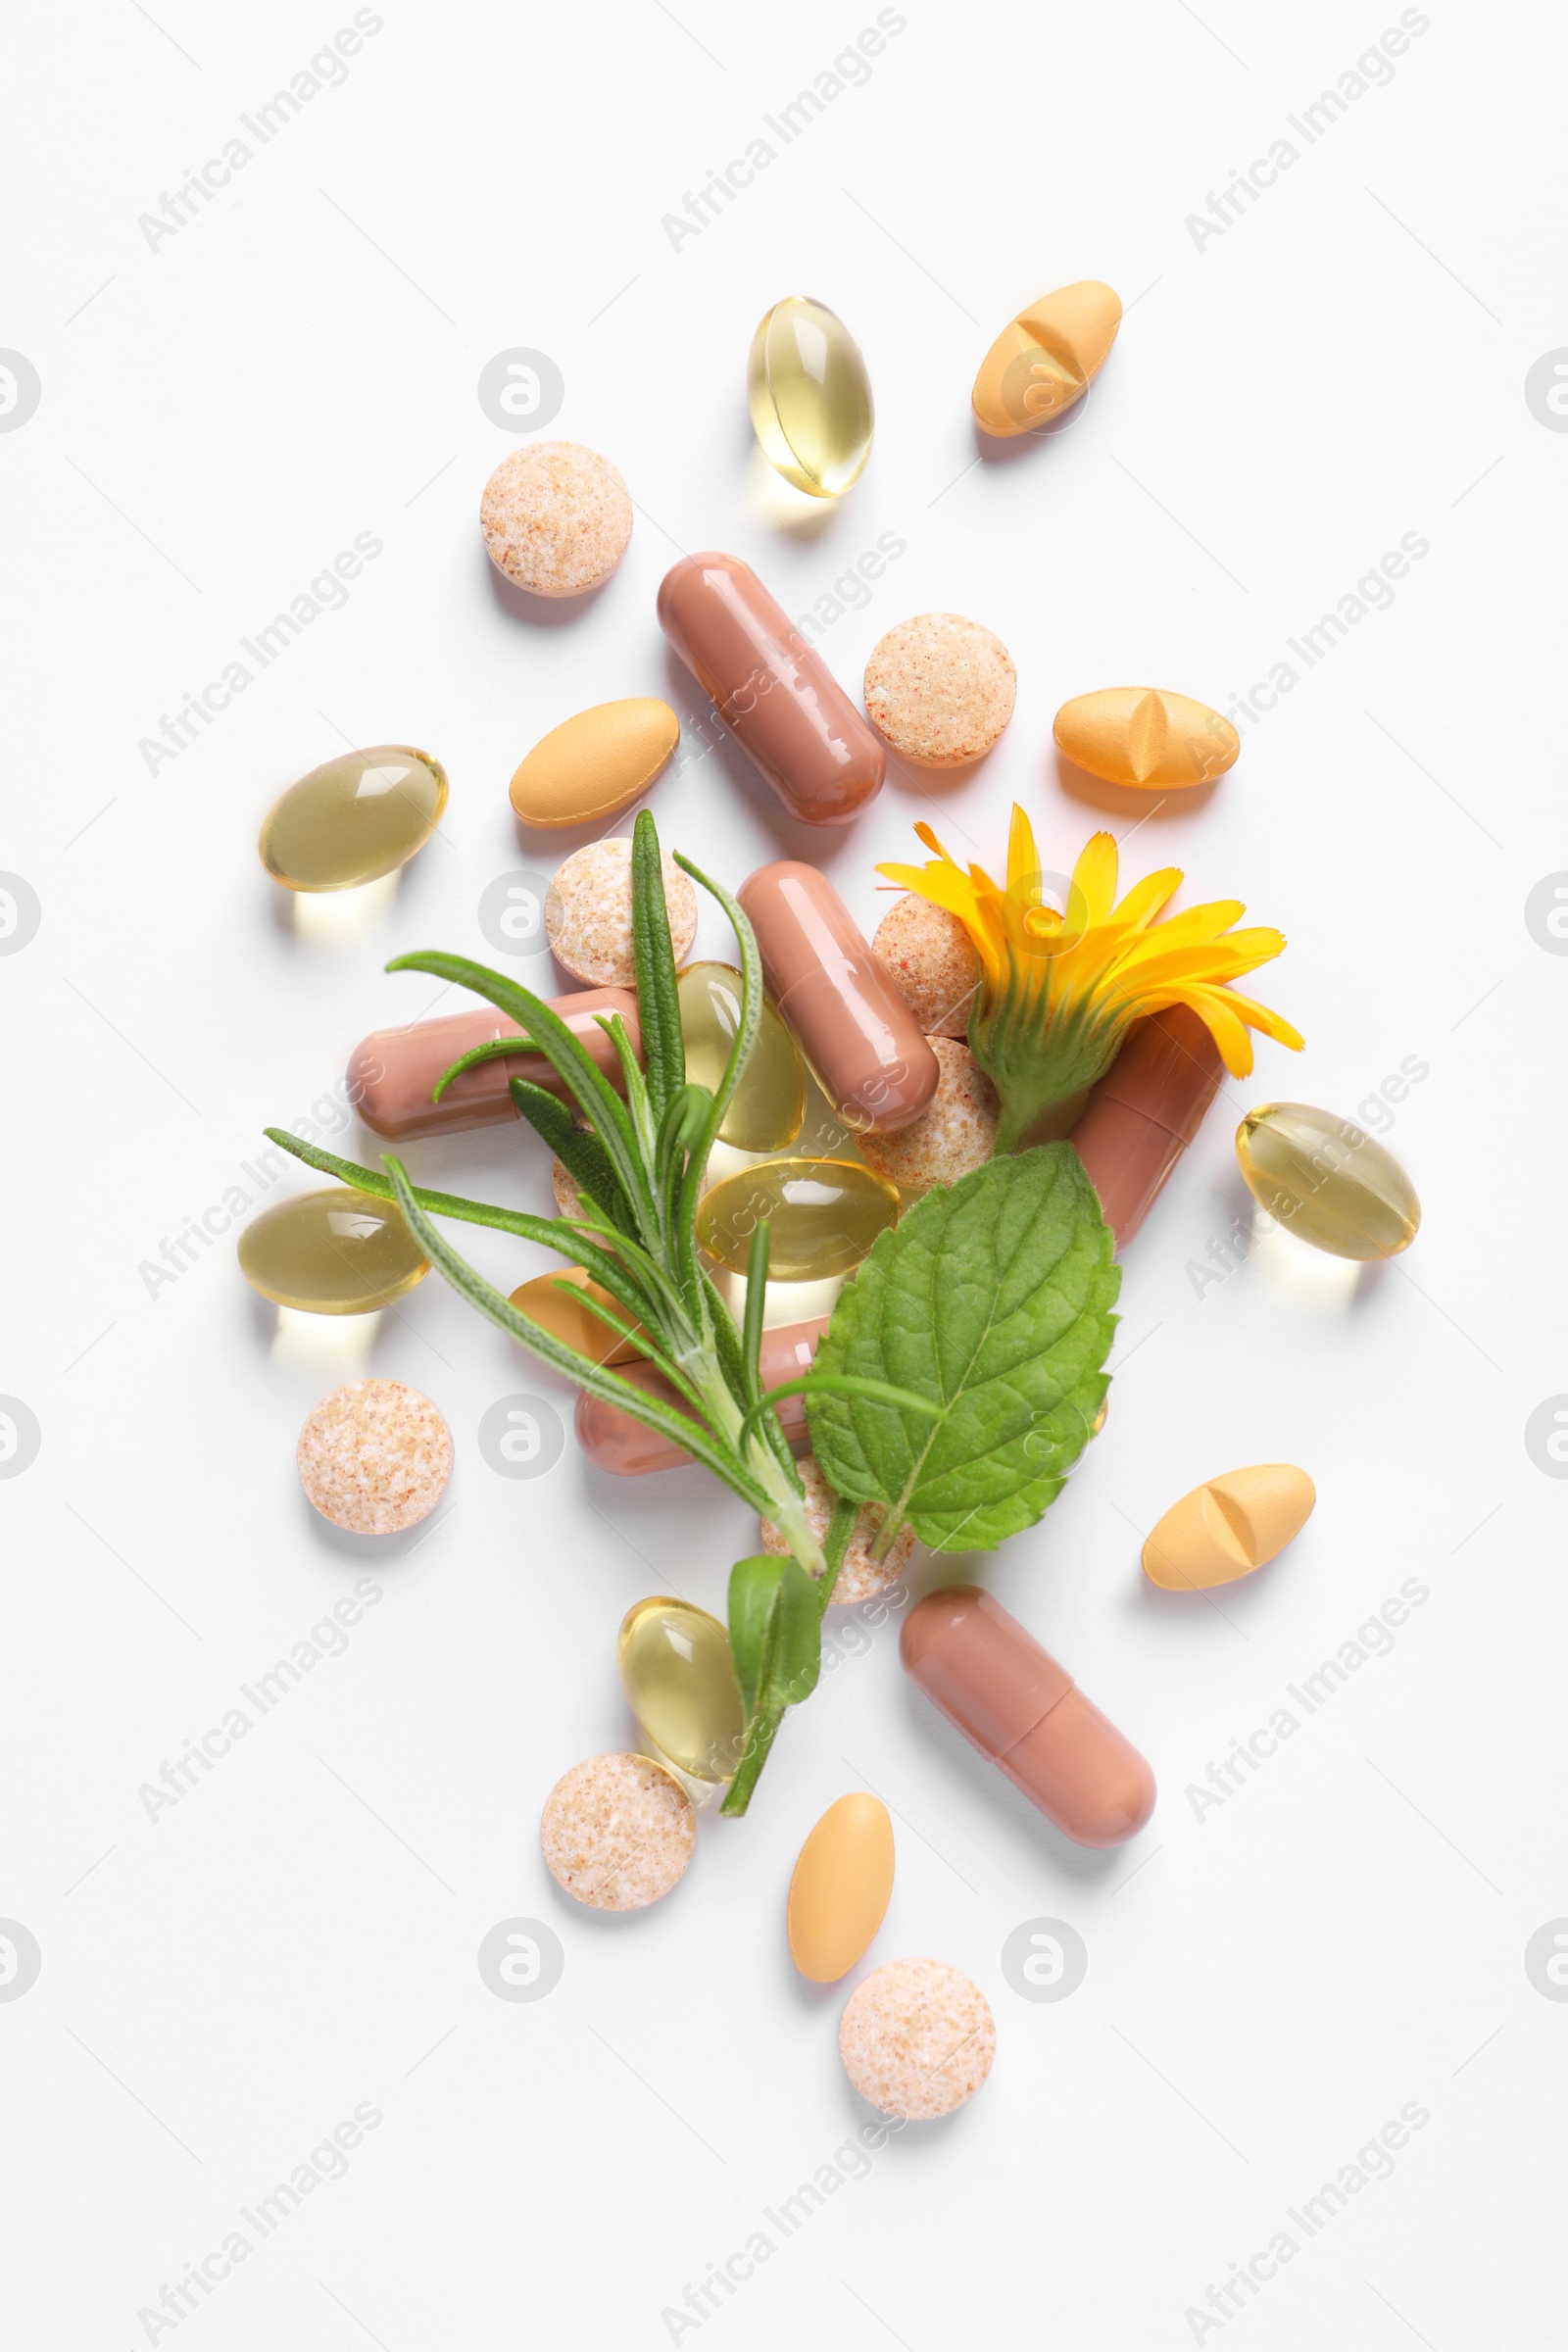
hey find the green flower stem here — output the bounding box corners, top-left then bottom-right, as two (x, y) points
(720, 1494), (859, 1818)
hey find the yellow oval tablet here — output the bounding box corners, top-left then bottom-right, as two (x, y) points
(787, 1792), (894, 1982)
(509, 699), (680, 828)
(1142, 1464), (1315, 1590)
(1054, 687), (1240, 791)
(971, 280), (1121, 437)
(508, 1266), (648, 1366)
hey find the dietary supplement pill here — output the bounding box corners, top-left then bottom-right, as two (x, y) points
(349, 992), (642, 1141)
(480, 442), (632, 598)
(659, 553), (885, 825)
(297, 1379), (452, 1536)
(696, 1158), (900, 1280)
(902, 1587), (1155, 1848)
(863, 613), (1016, 768)
(738, 861), (940, 1133)
(748, 294), (874, 498)
(1069, 1007), (1225, 1250)
(971, 280), (1121, 437)
(871, 893), (978, 1041)
(1236, 1102), (1421, 1259)
(509, 700), (680, 828)
(857, 1038), (999, 1194)
(1054, 687), (1240, 792)
(840, 1958), (995, 2120)
(677, 960), (805, 1152)
(546, 838), (698, 987)
(509, 1266), (647, 1366)
(788, 1793), (895, 1982)
(540, 1753), (694, 1910)
(239, 1187), (427, 1314)
(618, 1596), (747, 1783)
(259, 746), (448, 892)
(1143, 1464), (1316, 1590)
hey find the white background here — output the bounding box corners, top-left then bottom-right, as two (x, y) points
(3, 1), (1564, 2345)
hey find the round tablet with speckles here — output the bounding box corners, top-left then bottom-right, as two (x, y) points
(480, 442), (632, 599)
(759, 1456), (914, 1604)
(840, 1958), (996, 2120)
(872, 894), (977, 1039)
(297, 1379), (452, 1536)
(540, 1752), (695, 1911)
(545, 837), (698, 987)
(857, 1038), (999, 1193)
(863, 613), (1016, 768)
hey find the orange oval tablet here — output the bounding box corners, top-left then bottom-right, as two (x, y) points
(509, 1266), (648, 1366)
(1142, 1464), (1316, 1590)
(509, 698), (680, 828)
(1054, 687), (1240, 791)
(787, 1792), (895, 1982)
(971, 281), (1121, 437)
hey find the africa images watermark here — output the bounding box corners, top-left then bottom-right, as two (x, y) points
(660, 2114), (910, 2340)
(661, 10), (907, 252)
(136, 12), (385, 253)
(136, 532), (383, 776)
(1223, 532), (1430, 741)
(130, 2100), (384, 2343)
(1184, 11), (1432, 254)
(1182, 2100), (1431, 2341)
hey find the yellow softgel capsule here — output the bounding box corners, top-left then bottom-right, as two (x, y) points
(1237, 1102), (1421, 1260)
(1054, 687), (1239, 791)
(238, 1188), (427, 1313)
(508, 699), (680, 829)
(971, 280), (1121, 437)
(748, 295), (874, 497)
(1143, 1464), (1316, 1590)
(259, 746), (448, 891)
(678, 961), (805, 1152)
(788, 1792), (895, 1983)
(618, 1596), (747, 1783)
(696, 1157), (900, 1279)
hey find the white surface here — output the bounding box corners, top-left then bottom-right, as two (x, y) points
(2, 2), (1562, 2345)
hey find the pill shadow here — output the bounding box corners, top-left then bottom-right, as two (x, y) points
(745, 442), (840, 544)
(295, 1481), (459, 1567)
(883, 743), (998, 807)
(1052, 749), (1221, 822)
(1131, 1554), (1282, 1631)
(481, 543), (617, 629)
(971, 400), (1099, 466)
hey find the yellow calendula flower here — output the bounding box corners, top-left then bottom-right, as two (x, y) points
(879, 808), (1303, 1153)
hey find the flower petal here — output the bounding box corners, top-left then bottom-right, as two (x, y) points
(1068, 831), (1119, 927)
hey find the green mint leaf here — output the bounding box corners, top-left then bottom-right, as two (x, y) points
(727, 1552), (821, 1719)
(806, 1143), (1120, 1551)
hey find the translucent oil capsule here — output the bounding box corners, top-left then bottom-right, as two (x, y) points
(748, 296), (874, 498)
(618, 1595), (747, 1783)
(696, 1157), (900, 1279)
(238, 1188), (428, 1312)
(678, 960), (805, 1152)
(1236, 1102), (1421, 1260)
(259, 745), (448, 891)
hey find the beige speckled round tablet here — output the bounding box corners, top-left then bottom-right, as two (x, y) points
(552, 1157), (584, 1219)
(857, 1039), (999, 1192)
(863, 614), (1016, 768)
(872, 895), (978, 1039)
(480, 442), (633, 599)
(840, 1958), (995, 2120)
(759, 1456), (915, 1604)
(546, 837), (698, 986)
(540, 1752), (695, 1910)
(297, 1379), (452, 1535)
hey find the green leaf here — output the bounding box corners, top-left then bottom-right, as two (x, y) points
(727, 1552), (821, 1718)
(507, 1081), (631, 1230)
(632, 808), (686, 1127)
(806, 1143), (1120, 1551)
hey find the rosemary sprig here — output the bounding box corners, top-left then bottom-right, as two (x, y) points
(264, 810), (933, 1812)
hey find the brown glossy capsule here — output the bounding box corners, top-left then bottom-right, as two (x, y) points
(348, 992), (641, 1141)
(1069, 1006), (1224, 1249)
(575, 1317), (829, 1476)
(658, 552), (885, 824)
(737, 862), (939, 1135)
(901, 1588), (1154, 1849)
